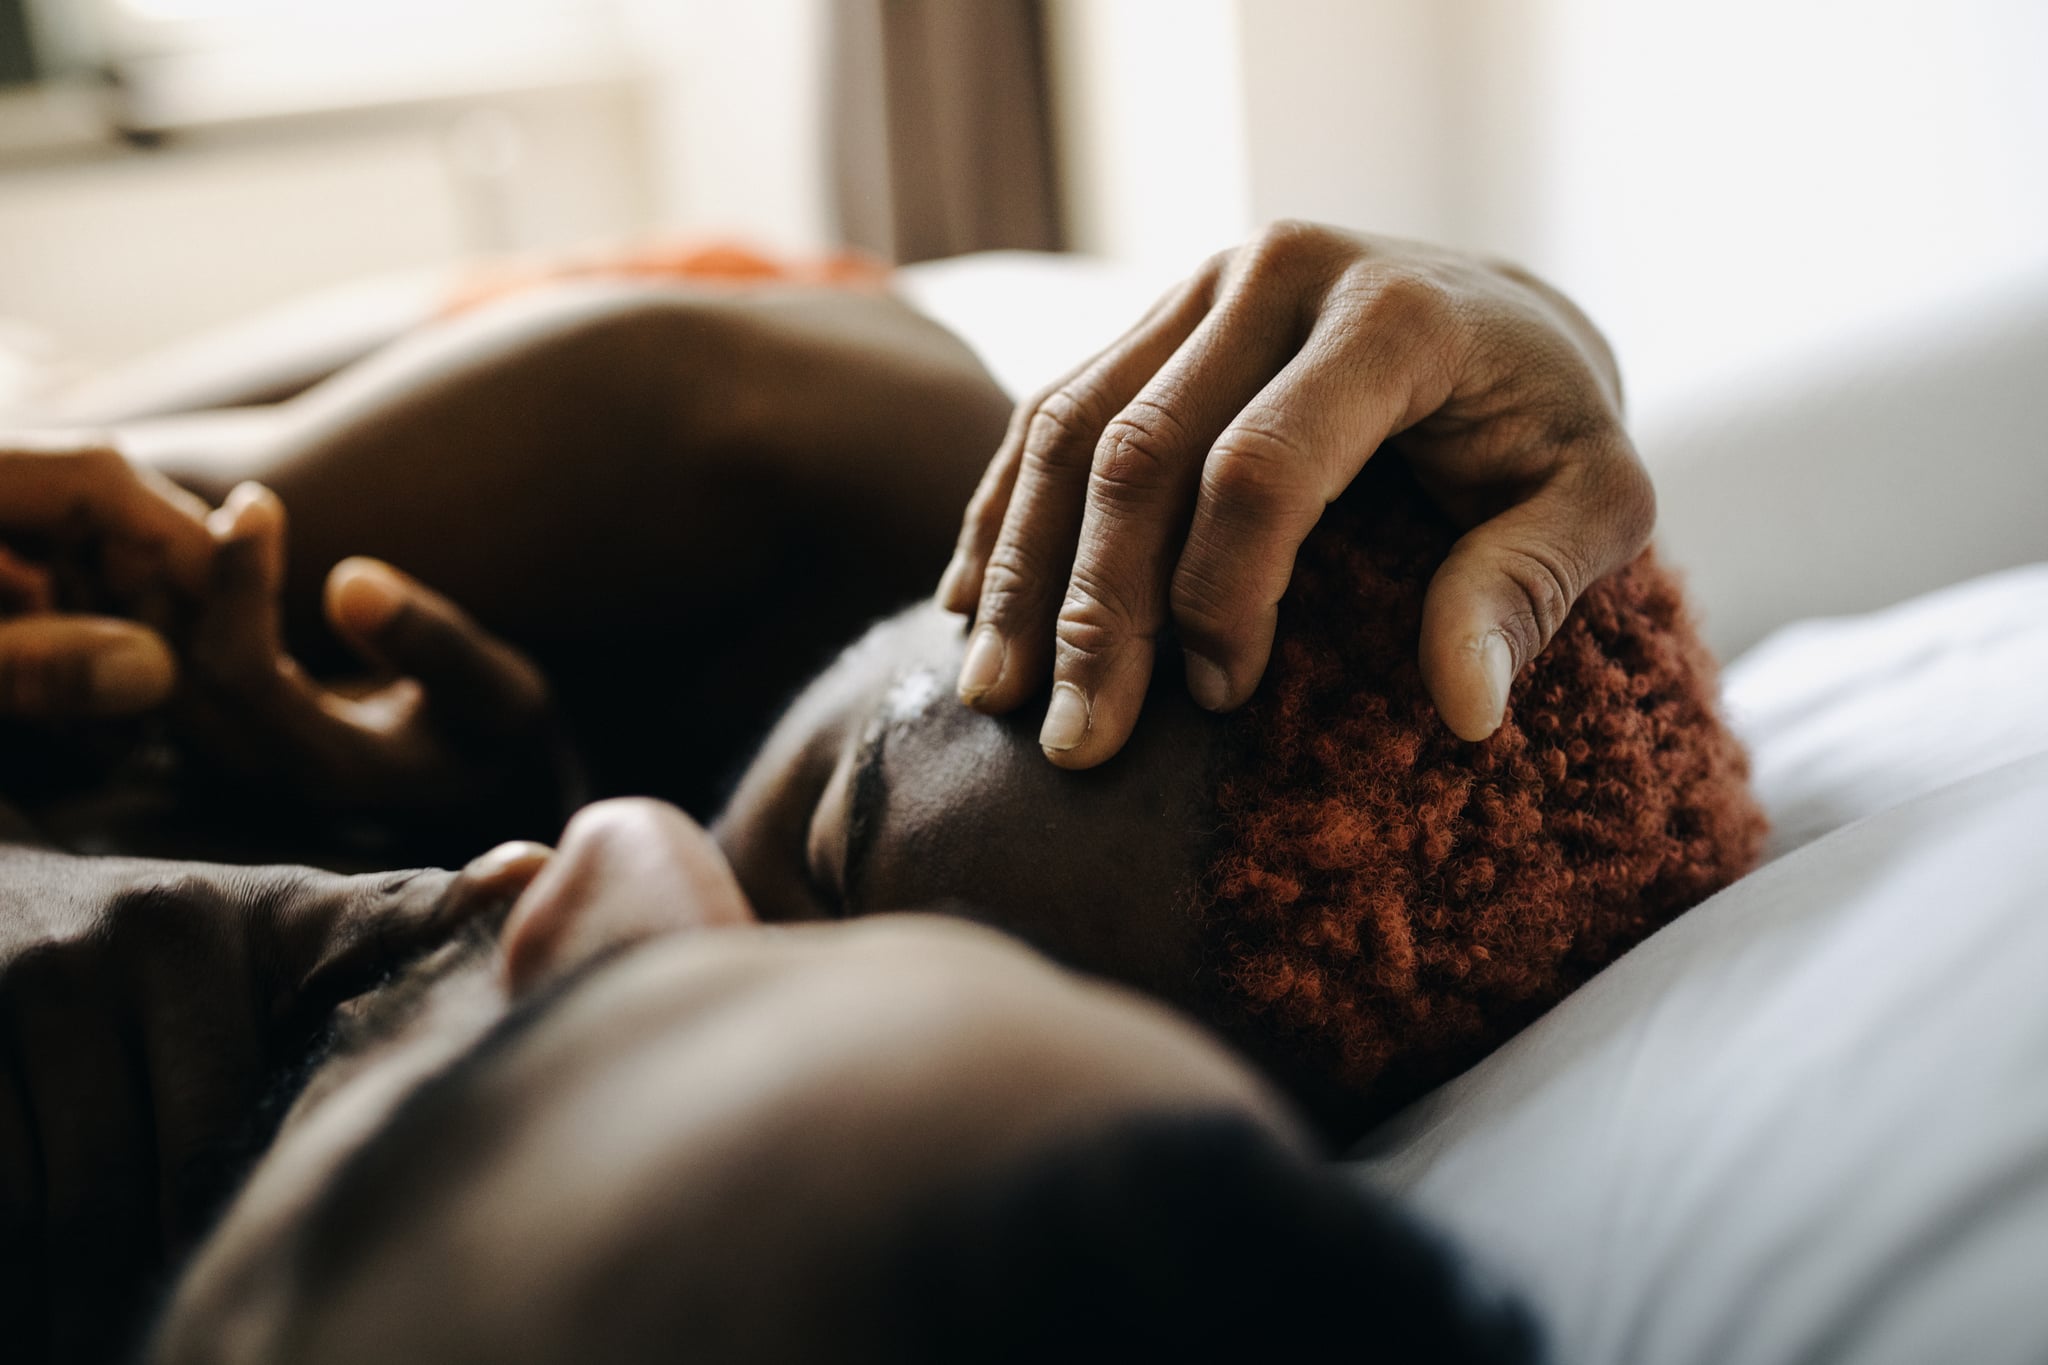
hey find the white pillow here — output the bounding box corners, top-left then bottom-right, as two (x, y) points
(1722, 562), (2048, 860)
(893, 251), (1179, 400)
(1351, 749), (2048, 1365)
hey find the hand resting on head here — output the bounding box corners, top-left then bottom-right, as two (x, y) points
(940, 222), (1656, 765)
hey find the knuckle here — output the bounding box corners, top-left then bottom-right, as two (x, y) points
(977, 543), (1058, 625)
(1243, 218), (1330, 269)
(1336, 264), (1454, 336)
(1228, 220), (1349, 297)
(1494, 542), (1587, 657)
(1090, 401), (1193, 508)
(1169, 559), (1244, 640)
(1053, 605), (1121, 669)
(1203, 424), (1320, 515)
(1022, 384), (1112, 473)
(1057, 561), (1155, 655)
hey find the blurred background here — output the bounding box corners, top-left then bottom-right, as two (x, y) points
(1, 0), (2044, 428)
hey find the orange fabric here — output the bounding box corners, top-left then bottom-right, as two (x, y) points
(441, 240), (891, 318)
(1199, 457), (1766, 1121)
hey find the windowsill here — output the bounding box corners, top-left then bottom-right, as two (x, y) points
(113, 25), (636, 134)
(0, 19), (637, 163)
(0, 79), (125, 161)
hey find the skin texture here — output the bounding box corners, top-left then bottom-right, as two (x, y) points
(154, 801), (1298, 1365)
(0, 284), (1008, 818)
(938, 222), (1655, 763)
(0, 242), (1662, 1356)
(712, 603), (1222, 1009)
(0, 836), (547, 1364)
(4, 285), (1016, 865)
(0, 434), (215, 717)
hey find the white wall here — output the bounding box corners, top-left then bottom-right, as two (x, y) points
(0, 78), (652, 367)
(1523, 0), (2048, 417)
(622, 0), (834, 252)
(1049, 0), (2048, 420)
(1043, 0), (1251, 275)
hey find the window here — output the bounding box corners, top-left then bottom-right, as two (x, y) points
(31, 0), (633, 128)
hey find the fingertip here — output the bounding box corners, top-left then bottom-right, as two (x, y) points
(956, 624), (1006, 706)
(443, 840), (556, 930)
(935, 550), (977, 614)
(1038, 680), (1091, 757)
(1434, 631), (1512, 743)
(1182, 649), (1232, 712)
(207, 481), (281, 542)
(88, 628), (177, 714)
(465, 839), (556, 886)
(327, 556), (410, 638)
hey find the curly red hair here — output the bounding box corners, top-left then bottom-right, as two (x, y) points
(1196, 457), (1765, 1125)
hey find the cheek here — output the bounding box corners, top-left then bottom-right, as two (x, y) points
(860, 719), (1210, 1001)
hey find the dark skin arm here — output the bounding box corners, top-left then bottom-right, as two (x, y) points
(115, 283), (1014, 818)
(0, 287), (1011, 1361)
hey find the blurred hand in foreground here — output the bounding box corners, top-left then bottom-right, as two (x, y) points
(936, 221), (1655, 766)
(180, 482), (574, 838)
(0, 434), (214, 717)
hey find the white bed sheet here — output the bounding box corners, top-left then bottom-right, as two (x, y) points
(1723, 562), (2048, 861)
(1352, 567), (2048, 1365)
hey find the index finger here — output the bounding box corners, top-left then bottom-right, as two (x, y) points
(1164, 325), (1437, 717)
(0, 436), (214, 594)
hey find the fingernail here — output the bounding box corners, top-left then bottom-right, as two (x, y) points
(461, 840), (555, 899)
(1480, 631), (1514, 728)
(331, 557), (407, 634)
(464, 839), (555, 885)
(1039, 681), (1091, 752)
(935, 551), (970, 609)
(447, 841), (555, 929)
(958, 625), (1005, 703)
(90, 634), (175, 712)
(1183, 650), (1230, 711)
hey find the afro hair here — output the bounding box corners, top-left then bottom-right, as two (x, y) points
(1196, 455), (1766, 1129)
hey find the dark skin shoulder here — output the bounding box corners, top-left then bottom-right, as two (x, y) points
(119, 283), (1016, 823)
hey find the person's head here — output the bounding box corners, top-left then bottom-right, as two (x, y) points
(715, 455), (1766, 1129)
(153, 800), (1535, 1364)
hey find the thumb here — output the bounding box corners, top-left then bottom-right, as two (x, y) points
(1418, 464), (1654, 741)
(275, 841), (552, 1008)
(0, 615), (176, 717)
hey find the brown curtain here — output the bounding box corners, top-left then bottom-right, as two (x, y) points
(827, 0), (1063, 264)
